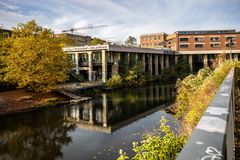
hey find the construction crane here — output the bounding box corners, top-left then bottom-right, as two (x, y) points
(62, 25), (108, 34)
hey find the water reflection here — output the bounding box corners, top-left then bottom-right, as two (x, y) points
(0, 84), (175, 160)
(64, 84), (175, 133)
(0, 110), (76, 160)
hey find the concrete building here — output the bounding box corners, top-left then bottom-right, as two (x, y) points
(63, 44), (174, 82)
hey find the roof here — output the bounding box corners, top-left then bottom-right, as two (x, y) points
(140, 32), (167, 37)
(63, 44), (174, 54)
(175, 29), (237, 35)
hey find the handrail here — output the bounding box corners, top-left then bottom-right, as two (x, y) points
(177, 68), (235, 160)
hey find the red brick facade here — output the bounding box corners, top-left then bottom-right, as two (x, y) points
(140, 30), (240, 53)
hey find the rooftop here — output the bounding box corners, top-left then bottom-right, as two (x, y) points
(140, 32), (167, 37)
(63, 44), (174, 54)
(175, 29), (238, 35)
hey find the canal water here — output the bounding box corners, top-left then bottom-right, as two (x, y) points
(0, 83), (177, 160)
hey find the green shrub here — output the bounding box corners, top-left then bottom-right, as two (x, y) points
(176, 60), (240, 133)
(118, 117), (187, 160)
(106, 74), (123, 89)
(124, 64), (145, 87)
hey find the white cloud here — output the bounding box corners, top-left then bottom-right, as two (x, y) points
(1, 0), (240, 43)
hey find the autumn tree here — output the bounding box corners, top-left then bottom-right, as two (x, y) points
(91, 37), (105, 45)
(2, 20), (72, 91)
(124, 36), (137, 47)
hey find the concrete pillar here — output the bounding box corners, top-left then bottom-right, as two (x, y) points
(148, 54), (153, 76)
(112, 52), (119, 76)
(88, 51), (93, 81)
(102, 50), (107, 82)
(234, 54), (238, 61)
(165, 55), (169, 69)
(188, 55), (193, 72)
(134, 53), (138, 64)
(160, 55), (164, 73)
(141, 54), (146, 72)
(203, 54), (208, 68)
(75, 53), (79, 75)
(175, 55), (178, 65)
(154, 55), (159, 76)
(102, 93), (108, 127)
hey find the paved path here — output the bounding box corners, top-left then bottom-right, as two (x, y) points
(57, 81), (103, 92)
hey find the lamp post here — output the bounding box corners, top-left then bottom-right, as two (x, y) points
(228, 38), (234, 60)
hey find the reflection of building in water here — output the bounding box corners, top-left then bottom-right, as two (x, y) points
(63, 85), (175, 134)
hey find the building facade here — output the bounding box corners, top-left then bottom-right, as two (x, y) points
(63, 44), (175, 82)
(175, 30), (240, 53)
(140, 29), (240, 71)
(140, 33), (167, 48)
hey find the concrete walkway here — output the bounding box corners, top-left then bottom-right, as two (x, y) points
(57, 81), (104, 92)
(57, 81), (103, 103)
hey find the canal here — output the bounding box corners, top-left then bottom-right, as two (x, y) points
(0, 83), (177, 160)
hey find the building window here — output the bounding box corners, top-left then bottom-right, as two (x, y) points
(180, 44), (189, 48)
(210, 43), (220, 48)
(210, 37), (220, 42)
(195, 44), (204, 48)
(195, 37), (205, 42)
(226, 42), (236, 47)
(158, 36), (161, 40)
(179, 38), (189, 42)
(226, 36), (236, 41)
(154, 37), (156, 40)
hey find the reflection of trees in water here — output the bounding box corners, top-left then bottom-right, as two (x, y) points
(0, 110), (76, 160)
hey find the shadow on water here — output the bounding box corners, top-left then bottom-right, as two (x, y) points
(0, 83), (177, 160)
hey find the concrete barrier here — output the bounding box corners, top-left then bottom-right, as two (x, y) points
(177, 68), (235, 160)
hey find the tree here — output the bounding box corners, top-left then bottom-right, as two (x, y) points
(124, 36), (137, 47)
(2, 20), (72, 91)
(91, 37), (105, 45)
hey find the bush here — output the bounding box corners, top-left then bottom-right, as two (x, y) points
(106, 74), (123, 89)
(176, 60), (240, 133)
(118, 117), (187, 160)
(124, 64), (145, 87)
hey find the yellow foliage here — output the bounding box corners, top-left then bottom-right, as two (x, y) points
(1, 20), (72, 91)
(176, 60), (240, 134)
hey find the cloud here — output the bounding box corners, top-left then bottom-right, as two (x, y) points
(1, 0), (240, 43)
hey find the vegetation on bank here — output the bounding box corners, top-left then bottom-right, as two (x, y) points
(0, 20), (72, 92)
(118, 60), (240, 160)
(106, 59), (190, 89)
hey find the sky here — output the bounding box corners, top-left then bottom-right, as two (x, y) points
(0, 0), (240, 43)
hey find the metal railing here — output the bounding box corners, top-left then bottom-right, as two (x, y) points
(177, 68), (235, 160)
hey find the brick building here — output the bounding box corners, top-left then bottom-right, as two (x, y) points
(140, 29), (240, 71)
(140, 33), (167, 48)
(175, 30), (240, 53)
